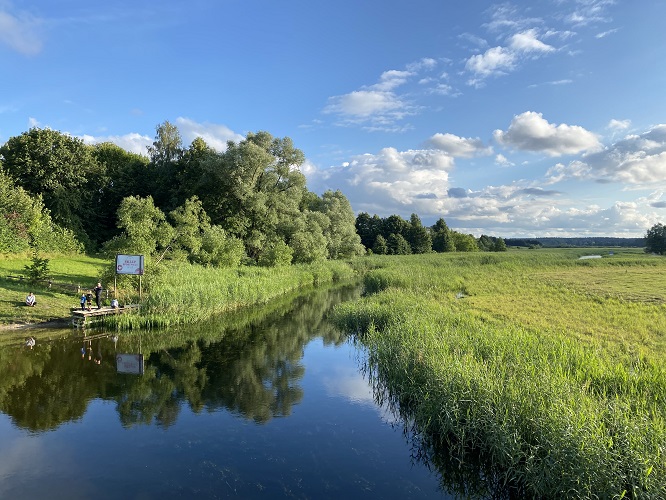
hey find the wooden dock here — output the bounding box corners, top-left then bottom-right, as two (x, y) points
(71, 304), (140, 327)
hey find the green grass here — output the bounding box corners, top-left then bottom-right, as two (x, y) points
(0, 253), (109, 326)
(332, 249), (666, 498)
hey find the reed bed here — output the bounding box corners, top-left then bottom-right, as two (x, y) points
(106, 259), (357, 329)
(332, 250), (666, 498)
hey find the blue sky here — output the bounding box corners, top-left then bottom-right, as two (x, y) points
(2, 0), (666, 237)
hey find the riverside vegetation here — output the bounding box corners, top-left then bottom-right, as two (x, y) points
(2, 248), (665, 497)
(332, 248), (666, 498)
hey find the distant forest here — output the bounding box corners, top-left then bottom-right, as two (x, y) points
(505, 237), (645, 248)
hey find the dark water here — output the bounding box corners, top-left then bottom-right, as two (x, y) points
(0, 285), (449, 499)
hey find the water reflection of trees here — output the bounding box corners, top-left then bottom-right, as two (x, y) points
(0, 284), (360, 432)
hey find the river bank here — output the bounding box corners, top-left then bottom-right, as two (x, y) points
(332, 249), (666, 498)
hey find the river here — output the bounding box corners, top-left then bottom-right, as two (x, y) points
(0, 284), (450, 499)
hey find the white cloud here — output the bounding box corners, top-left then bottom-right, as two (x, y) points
(324, 90), (406, 118)
(493, 111), (601, 156)
(79, 118), (242, 156)
(427, 133), (493, 158)
(465, 46), (516, 77)
(0, 7), (42, 55)
(546, 125), (666, 186)
(305, 147), (454, 215)
(607, 118), (631, 131)
(81, 132), (152, 156)
(495, 153), (514, 167)
(174, 117), (243, 151)
(509, 29), (555, 53)
(465, 29), (554, 82)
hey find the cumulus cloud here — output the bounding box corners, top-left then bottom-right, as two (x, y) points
(0, 7), (42, 55)
(304, 147), (454, 214)
(427, 133), (493, 158)
(546, 124), (666, 186)
(493, 111), (601, 156)
(464, 29), (554, 83)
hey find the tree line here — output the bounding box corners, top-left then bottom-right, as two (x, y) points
(0, 123), (366, 266)
(355, 212), (506, 254)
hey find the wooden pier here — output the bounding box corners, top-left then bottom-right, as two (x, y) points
(71, 304), (140, 327)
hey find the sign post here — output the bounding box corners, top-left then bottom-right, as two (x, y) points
(115, 254), (145, 300)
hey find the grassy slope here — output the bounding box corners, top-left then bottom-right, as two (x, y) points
(0, 254), (108, 326)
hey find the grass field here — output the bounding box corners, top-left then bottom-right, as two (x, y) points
(333, 248), (666, 498)
(0, 253), (109, 326)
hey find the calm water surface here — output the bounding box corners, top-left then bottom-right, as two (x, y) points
(0, 285), (450, 499)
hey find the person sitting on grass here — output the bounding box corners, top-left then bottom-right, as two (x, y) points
(25, 292), (36, 307)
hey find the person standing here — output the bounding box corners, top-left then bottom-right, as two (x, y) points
(80, 292), (87, 311)
(86, 290), (93, 311)
(94, 282), (103, 309)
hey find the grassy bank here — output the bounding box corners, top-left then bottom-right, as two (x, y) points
(332, 249), (666, 498)
(0, 254), (108, 326)
(109, 259), (357, 329)
(0, 253), (358, 330)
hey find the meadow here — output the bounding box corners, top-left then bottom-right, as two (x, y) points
(333, 248), (666, 498)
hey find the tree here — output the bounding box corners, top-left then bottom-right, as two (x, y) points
(103, 196), (174, 258)
(0, 128), (103, 247)
(381, 214), (408, 240)
(316, 190), (364, 259)
(197, 131), (307, 262)
(406, 213), (432, 254)
(92, 142), (151, 246)
(169, 196), (211, 260)
(431, 217), (455, 252)
(0, 169), (81, 253)
(451, 231), (479, 252)
(355, 212), (382, 250)
(387, 233), (412, 255)
(372, 234), (388, 255)
(147, 121), (184, 210)
(645, 223), (666, 255)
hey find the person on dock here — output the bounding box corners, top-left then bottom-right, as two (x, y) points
(81, 292), (88, 311)
(111, 298), (119, 309)
(94, 282), (103, 309)
(25, 292), (36, 307)
(86, 290), (93, 311)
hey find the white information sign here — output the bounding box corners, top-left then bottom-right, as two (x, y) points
(116, 354), (144, 375)
(116, 254), (144, 275)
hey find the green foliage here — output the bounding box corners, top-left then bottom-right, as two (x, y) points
(478, 234), (508, 252)
(0, 169), (81, 254)
(372, 234), (388, 255)
(23, 250), (50, 282)
(452, 231), (479, 251)
(0, 127), (103, 247)
(258, 238), (293, 267)
(387, 233), (412, 255)
(106, 195), (175, 257)
(198, 226), (245, 267)
(645, 223), (666, 255)
(406, 213), (432, 254)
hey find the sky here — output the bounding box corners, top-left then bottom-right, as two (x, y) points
(2, 0), (666, 237)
